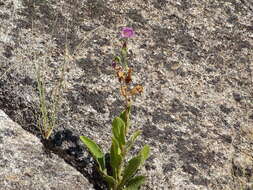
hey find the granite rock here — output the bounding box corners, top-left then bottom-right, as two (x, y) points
(0, 0), (252, 189)
(0, 110), (94, 190)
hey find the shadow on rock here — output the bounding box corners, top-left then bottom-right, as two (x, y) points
(42, 129), (108, 190)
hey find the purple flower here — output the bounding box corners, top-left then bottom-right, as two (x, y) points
(112, 61), (116, 68)
(121, 27), (135, 38)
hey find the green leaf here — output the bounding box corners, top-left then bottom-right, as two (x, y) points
(138, 145), (150, 166)
(102, 172), (117, 187)
(126, 130), (142, 151)
(114, 56), (122, 64)
(121, 155), (142, 186)
(112, 117), (126, 146)
(124, 176), (146, 190)
(80, 136), (105, 171)
(120, 106), (131, 132)
(119, 110), (128, 124)
(97, 169), (117, 188)
(121, 47), (128, 61)
(110, 137), (122, 178)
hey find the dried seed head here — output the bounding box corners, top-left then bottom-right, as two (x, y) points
(117, 71), (125, 83)
(129, 85), (143, 96)
(125, 68), (132, 84)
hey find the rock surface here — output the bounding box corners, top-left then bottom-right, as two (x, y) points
(0, 110), (94, 190)
(0, 0), (253, 189)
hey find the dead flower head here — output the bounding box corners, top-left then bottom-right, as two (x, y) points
(129, 85), (143, 96)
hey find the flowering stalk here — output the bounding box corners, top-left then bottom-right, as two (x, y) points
(80, 27), (149, 190)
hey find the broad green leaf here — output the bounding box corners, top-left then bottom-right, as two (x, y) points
(120, 106), (131, 132)
(126, 130), (142, 151)
(110, 137), (122, 177)
(138, 145), (150, 166)
(121, 155), (142, 186)
(111, 137), (121, 155)
(98, 169), (117, 187)
(112, 117), (126, 146)
(102, 173), (117, 187)
(124, 176), (146, 190)
(120, 110), (128, 124)
(80, 136), (105, 171)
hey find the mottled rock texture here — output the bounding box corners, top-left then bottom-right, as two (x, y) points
(0, 0), (252, 189)
(0, 110), (94, 190)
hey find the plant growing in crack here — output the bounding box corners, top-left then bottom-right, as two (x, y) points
(80, 27), (150, 190)
(35, 53), (67, 140)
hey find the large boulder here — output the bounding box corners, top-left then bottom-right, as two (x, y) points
(0, 110), (94, 190)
